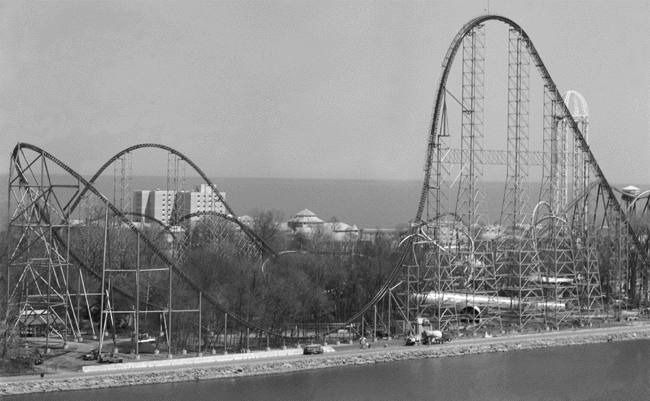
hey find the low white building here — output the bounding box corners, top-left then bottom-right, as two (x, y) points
(287, 209), (324, 233)
(285, 209), (358, 242)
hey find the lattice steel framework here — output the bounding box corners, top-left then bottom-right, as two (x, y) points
(199, 215), (261, 259)
(492, 29), (544, 329)
(323, 15), (641, 341)
(113, 152), (132, 217)
(407, 83), (455, 328)
(502, 28), (532, 229)
(619, 187), (650, 306)
(541, 86), (561, 215)
(7, 16), (646, 349)
(455, 24), (501, 330)
(404, 25), (504, 332)
(564, 91), (590, 233)
(412, 94), (454, 328)
(6, 143), (282, 361)
(384, 15), (642, 336)
(167, 152), (186, 227)
(458, 24), (488, 231)
(6, 149), (88, 349)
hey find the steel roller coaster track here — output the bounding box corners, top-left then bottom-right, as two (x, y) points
(68, 143), (276, 257)
(417, 14), (634, 242)
(9, 142), (281, 338)
(333, 14), (647, 331)
(7, 14), (647, 343)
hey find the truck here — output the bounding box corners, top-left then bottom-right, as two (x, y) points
(405, 317), (452, 346)
(421, 330), (452, 345)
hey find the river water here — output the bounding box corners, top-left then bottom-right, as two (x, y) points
(10, 339), (650, 401)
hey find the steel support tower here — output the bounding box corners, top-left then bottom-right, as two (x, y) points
(456, 24), (501, 329)
(396, 16), (625, 335)
(6, 151), (86, 349)
(495, 28), (543, 329)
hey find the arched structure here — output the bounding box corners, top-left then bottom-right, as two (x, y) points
(303, 15), (646, 338)
(5, 15), (647, 351)
(6, 143), (283, 357)
(389, 14), (643, 334)
(69, 143), (276, 258)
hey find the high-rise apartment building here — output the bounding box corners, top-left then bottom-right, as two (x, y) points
(132, 184), (226, 225)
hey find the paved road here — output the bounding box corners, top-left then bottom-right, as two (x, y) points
(4, 322), (649, 384)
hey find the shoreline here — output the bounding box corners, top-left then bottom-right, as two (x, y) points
(2, 324), (650, 396)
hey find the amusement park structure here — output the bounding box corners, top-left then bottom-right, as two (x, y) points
(392, 15), (645, 333)
(4, 14), (648, 356)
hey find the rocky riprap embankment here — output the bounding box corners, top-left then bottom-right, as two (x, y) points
(2, 330), (649, 396)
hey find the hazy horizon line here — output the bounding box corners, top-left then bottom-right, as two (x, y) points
(0, 173), (648, 188)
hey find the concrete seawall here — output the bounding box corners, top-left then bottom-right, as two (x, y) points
(2, 329), (649, 396)
(80, 347), (324, 373)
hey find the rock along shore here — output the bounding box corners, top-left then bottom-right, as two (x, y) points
(2, 328), (649, 396)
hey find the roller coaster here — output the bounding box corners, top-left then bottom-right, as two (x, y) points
(5, 14), (648, 356)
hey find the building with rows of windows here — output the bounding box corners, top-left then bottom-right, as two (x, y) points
(132, 184), (226, 225)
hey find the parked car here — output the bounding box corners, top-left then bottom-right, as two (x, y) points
(405, 336), (420, 346)
(98, 353), (123, 363)
(137, 333), (156, 344)
(82, 350), (98, 361)
(303, 344), (324, 355)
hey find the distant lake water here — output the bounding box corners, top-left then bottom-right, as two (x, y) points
(1, 175), (648, 229)
(10, 339), (650, 401)
(1, 175), (425, 228)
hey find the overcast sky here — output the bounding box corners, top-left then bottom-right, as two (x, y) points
(1, 0), (648, 184)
